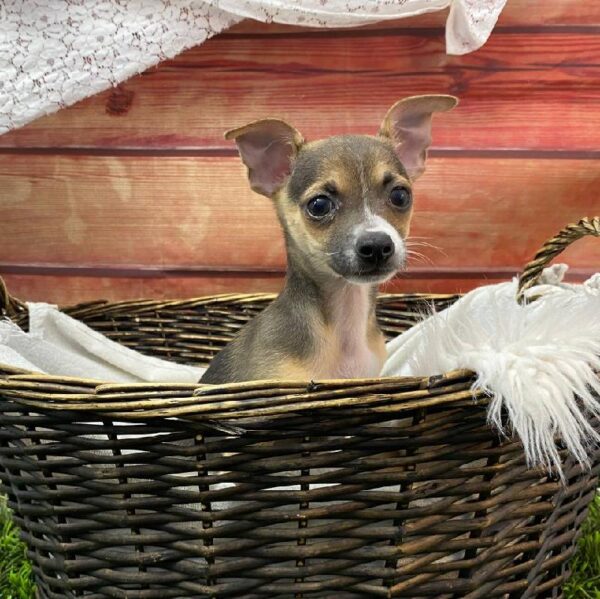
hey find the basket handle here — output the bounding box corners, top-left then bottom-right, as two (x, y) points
(0, 276), (26, 320)
(517, 216), (600, 304)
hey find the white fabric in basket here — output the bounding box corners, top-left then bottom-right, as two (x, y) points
(0, 301), (203, 382)
(383, 265), (600, 479)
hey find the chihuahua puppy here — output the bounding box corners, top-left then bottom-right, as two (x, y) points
(201, 95), (457, 384)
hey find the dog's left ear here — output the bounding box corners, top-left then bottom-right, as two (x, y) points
(225, 119), (304, 197)
(379, 95), (458, 181)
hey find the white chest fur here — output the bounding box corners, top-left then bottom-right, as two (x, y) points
(313, 285), (385, 379)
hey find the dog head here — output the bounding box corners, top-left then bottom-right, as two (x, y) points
(226, 95), (457, 284)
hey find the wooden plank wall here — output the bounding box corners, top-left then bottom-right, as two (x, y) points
(1, 0), (599, 306)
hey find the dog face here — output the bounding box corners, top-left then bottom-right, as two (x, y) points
(282, 134), (411, 283)
(226, 95), (457, 284)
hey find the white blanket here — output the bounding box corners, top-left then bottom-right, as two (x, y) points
(383, 264), (600, 478)
(0, 301), (203, 383)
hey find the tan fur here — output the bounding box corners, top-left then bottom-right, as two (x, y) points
(266, 286), (386, 381)
(311, 284), (385, 379)
(273, 357), (317, 381)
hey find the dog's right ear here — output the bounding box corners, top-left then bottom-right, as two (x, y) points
(379, 95), (458, 181)
(225, 119), (304, 197)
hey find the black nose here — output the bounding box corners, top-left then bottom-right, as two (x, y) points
(356, 232), (395, 265)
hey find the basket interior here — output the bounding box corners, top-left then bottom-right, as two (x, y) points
(56, 294), (460, 367)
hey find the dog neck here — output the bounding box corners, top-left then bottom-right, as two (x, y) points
(281, 253), (385, 379)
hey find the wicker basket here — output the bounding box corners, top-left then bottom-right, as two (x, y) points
(0, 217), (598, 599)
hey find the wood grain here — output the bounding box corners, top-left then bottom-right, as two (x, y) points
(0, 274), (281, 305)
(0, 155), (598, 271)
(1, 31), (599, 151)
(3, 265), (597, 305)
(0, 274), (511, 306)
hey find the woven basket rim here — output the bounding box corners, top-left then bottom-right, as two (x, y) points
(0, 368), (481, 422)
(0, 291), (481, 423)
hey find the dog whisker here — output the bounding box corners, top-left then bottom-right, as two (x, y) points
(405, 238), (447, 258)
(406, 251), (434, 266)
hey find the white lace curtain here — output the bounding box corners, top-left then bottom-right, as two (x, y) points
(0, 0), (507, 135)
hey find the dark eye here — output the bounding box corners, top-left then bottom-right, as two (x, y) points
(306, 195), (334, 219)
(389, 186), (412, 210)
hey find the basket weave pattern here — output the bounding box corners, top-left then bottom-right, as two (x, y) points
(0, 218), (598, 598)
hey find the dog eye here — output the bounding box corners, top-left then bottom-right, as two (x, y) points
(306, 196), (334, 219)
(389, 186), (412, 210)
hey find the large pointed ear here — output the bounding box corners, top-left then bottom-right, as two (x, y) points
(225, 119), (304, 197)
(379, 95), (458, 181)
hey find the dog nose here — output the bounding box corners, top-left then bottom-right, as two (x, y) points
(356, 232), (395, 264)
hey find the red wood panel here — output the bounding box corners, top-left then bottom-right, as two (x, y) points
(0, 274), (282, 305)
(3, 264), (597, 306)
(1, 31), (598, 151)
(0, 274), (499, 306)
(0, 155), (598, 272)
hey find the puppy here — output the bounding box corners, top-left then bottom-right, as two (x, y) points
(201, 95), (457, 384)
